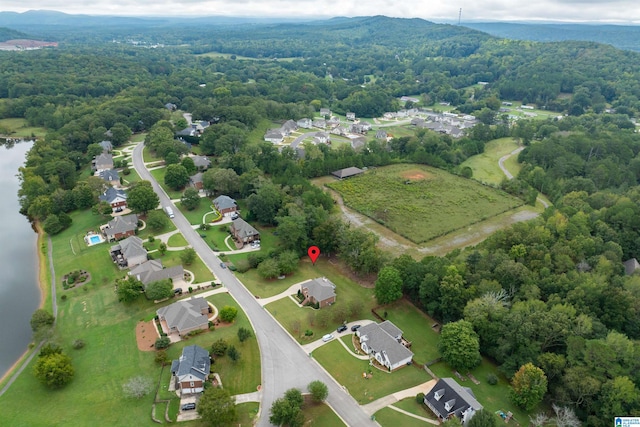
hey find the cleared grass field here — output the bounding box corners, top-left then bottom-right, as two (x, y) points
(327, 164), (523, 244)
(0, 117), (47, 138)
(459, 137), (521, 185)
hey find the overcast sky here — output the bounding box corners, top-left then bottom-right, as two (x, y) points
(1, 0), (639, 23)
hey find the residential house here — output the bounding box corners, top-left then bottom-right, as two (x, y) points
(319, 108), (331, 117)
(99, 187), (128, 213)
(177, 127), (198, 137)
(189, 172), (204, 190)
(314, 132), (330, 144)
(356, 320), (414, 371)
(383, 112), (395, 120)
(129, 259), (184, 287)
(375, 130), (388, 139)
(331, 167), (365, 179)
(411, 118), (426, 127)
(99, 140), (113, 153)
(424, 378), (483, 425)
(330, 126), (348, 136)
(281, 120), (298, 135)
(192, 155), (211, 171)
(158, 298), (210, 337)
(93, 153), (114, 172)
(230, 218), (260, 245)
(165, 102), (177, 111)
(346, 112), (356, 121)
(98, 169), (120, 187)
(170, 345), (211, 396)
(264, 129), (284, 144)
(300, 277), (336, 308)
(396, 110), (408, 118)
(213, 195), (238, 216)
(312, 119), (326, 129)
(350, 136), (367, 151)
(102, 214), (138, 242)
(110, 236), (147, 268)
(350, 123), (368, 135)
(326, 116), (341, 128)
(400, 96), (419, 103)
(624, 259), (640, 275)
(297, 118), (313, 129)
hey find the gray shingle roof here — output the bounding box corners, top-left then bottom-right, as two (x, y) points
(114, 236), (147, 260)
(331, 167), (364, 179)
(213, 195), (237, 211)
(231, 218), (259, 241)
(130, 259), (184, 286)
(99, 187), (127, 204)
(157, 297), (209, 335)
(94, 153), (113, 169)
(624, 258), (640, 275)
(424, 378), (483, 421)
(99, 169), (120, 182)
(192, 155), (211, 169)
(301, 277), (336, 302)
(104, 214), (138, 239)
(358, 321), (413, 366)
(171, 345), (210, 382)
(99, 140), (113, 152)
(265, 129), (284, 140)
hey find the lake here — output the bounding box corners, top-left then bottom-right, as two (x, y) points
(0, 141), (40, 379)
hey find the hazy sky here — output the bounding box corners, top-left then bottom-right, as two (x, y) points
(1, 0), (639, 23)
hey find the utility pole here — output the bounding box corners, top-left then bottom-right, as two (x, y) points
(458, 8), (462, 25)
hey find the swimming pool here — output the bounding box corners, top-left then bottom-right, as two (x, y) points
(88, 235), (103, 245)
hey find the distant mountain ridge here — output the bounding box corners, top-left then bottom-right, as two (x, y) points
(464, 22), (640, 52)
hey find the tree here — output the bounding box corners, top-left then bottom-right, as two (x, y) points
(155, 350), (169, 366)
(122, 376), (153, 399)
(110, 123), (132, 146)
(270, 388), (304, 427)
(438, 320), (481, 371)
(237, 327), (252, 342)
(467, 409), (499, 427)
(211, 339), (228, 357)
(510, 363), (548, 411)
(116, 276), (143, 303)
(277, 250), (299, 275)
(164, 164), (190, 190)
(159, 242), (167, 255)
(155, 337), (171, 349)
(43, 214), (63, 235)
(145, 280), (173, 300)
(164, 152), (180, 165)
(307, 380), (328, 403)
(127, 181), (159, 214)
(181, 187), (201, 211)
(33, 352), (74, 388)
(257, 258), (281, 279)
(146, 209), (168, 231)
(203, 168), (241, 196)
(552, 404), (581, 427)
(180, 247), (197, 265)
(227, 345), (241, 362)
(181, 156), (197, 175)
(219, 306), (238, 323)
(30, 309), (55, 332)
(197, 387), (238, 427)
(374, 266), (403, 305)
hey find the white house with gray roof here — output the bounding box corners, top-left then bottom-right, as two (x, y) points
(170, 345), (210, 396)
(157, 297), (210, 338)
(424, 377), (483, 425)
(301, 277), (336, 308)
(356, 320), (414, 371)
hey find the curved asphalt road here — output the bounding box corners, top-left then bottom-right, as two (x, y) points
(132, 143), (376, 427)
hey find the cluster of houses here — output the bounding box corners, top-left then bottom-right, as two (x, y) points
(410, 111), (479, 138)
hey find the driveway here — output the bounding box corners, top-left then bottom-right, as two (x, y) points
(132, 143), (377, 427)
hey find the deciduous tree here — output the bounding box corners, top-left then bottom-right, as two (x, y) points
(164, 164), (190, 190)
(438, 320), (481, 371)
(197, 387), (238, 427)
(307, 380), (328, 403)
(145, 280), (173, 301)
(181, 187), (201, 211)
(510, 363), (548, 411)
(34, 352), (74, 389)
(374, 266), (403, 305)
(127, 181), (159, 214)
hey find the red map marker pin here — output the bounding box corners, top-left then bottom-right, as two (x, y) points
(308, 246), (320, 264)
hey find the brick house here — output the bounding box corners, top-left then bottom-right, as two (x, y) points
(170, 345), (211, 396)
(300, 277), (336, 308)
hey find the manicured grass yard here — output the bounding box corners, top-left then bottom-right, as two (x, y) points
(304, 403), (346, 426)
(459, 137), (521, 185)
(373, 407), (430, 427)
(327, 164), (523, 244)
(429, 359), (531, 425)
(149, 168), (183, 199)
(236, 402), (260, 426)
(312, 340), (432, 404)
(0, 117), (47, 138)
(148, 248), (214, 285)
(167, 232), (188, 247)
(175, 200), (215, 225)
(378, 299), (441, 364)
(391, 396), (438, 420)
(196, 224), (233, 252)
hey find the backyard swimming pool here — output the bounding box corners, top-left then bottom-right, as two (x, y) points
(86, 234), (105, 246)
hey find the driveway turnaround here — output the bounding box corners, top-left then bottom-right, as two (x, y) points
(132, 143), (377, 426)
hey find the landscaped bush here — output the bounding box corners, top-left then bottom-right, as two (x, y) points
(72, 339), (85, 350)
(487, 373), (498, 385)
(155, 337), (171, 349)
(199, 223), (210, 231)
(416, 392), (425, 403)
(148, 235), (155, 242)
(211, 339), (228, 356)
(234, 259), (251, 273)
(60, 294), (67, 301)
(304, 330), (313, 337)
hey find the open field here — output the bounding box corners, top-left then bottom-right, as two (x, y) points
(312, 340), (431, 404)
(327, 164), (524, 244)
(0, 117), (47, 138)
(197, 51), (302, 62)
(459, 137), (521, 185)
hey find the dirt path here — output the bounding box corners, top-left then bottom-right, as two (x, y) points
(498, 146), (550, 208)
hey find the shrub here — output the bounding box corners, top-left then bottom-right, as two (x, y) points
(199, 223), (210, 231)
(72, 339), (85, 350)
(219, 306), (238, 323)
(122, 376), (153, 399)
(155, 337), (171, 349)
(487, 373), (498, 385)
(237, 327), (253, 342)
(60, 294), (67, 301)
(227, 345), (240, 362)
(30, 309), (55, 332)
(416, 392), (425, 404)
(211, 339), (228, 357)
(188, 286), (193, 293)
(148, 235), (155, 243)
(304, 329), (313, 336)
(155, 350), (168, 366)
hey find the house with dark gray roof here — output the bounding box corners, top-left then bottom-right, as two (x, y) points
(331, 167), (365, 179)
(376, 129), (388, 139)
(624, 258), (640, 275)
(230, 218), (260, 245)
(157, 297), (210, 338)
(102, 213), (138, 242)
(99, 140), (113, 153)
(356, 320), (414, 371)
(98, 169), (120, 187)
(281, 120), (298, 135)
(213, 195), (238, 216)
(424, 378), (483, 425)
(264, 129), (284, 144)
(192, 155), (211, 170)
(93, 153), (114, 172)
(99, 187), (128, 213)
(301, 277), (336, 308)
(170, 345), (210, 396)
(189, 172), (204, 190)
(110, 236), (147, 268)
(129, 259), (184, 287)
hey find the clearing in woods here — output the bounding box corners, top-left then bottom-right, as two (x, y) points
(327, 164), (524, 244)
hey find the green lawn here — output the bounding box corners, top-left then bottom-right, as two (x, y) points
(377, 300), (441, 365)
(121, 169), (142, 186)
(175, 200), (215, 225)
(235, 402), (260, 426)
(304, 403), (347, 426)
(137, 211), (177, 240)
(429, 359), (531, 425)
(459, 137), (520, 185)
(196, 224), (233, 252)
(0, 117), (47, 138)
(391, 397), (438, 420)
(142, 146), (163, 163)
(167, 232), (188, 247)
(149, 248), (214, 285)
(374, 407), (431, 427)
(312, 340), (432, 404)
(327, 164), (523, 244)
(149, 168), (183, 199)
(131, 133), (147, 143)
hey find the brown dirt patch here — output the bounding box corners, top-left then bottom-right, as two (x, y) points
(136, 320), (159, 352)
(400, 169), (433, 181)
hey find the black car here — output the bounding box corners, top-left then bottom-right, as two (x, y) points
(181, 403), (196, 411)
(351, 324), (361, 332)
(173, 288), (183, 295)
(337, 325), (348, 333)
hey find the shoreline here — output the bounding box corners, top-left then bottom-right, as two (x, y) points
(0, 222), (47, 389)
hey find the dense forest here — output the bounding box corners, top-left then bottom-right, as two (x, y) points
(2, 15), (640, 425)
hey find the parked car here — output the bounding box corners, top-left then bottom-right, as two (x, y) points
(337, 325), (348, 333)
(164, 206), (175, 218)
(181, 403), (196, 411)
(231, 213), (239, 220)
(220, 262), (227, 269)
(351, 324), (361, 332)
(173, 288), (183, 295)
(321, 334), (334, 342)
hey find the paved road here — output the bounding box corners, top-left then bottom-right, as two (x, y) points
(132, 143), (376, 427)
(290, 132), (320, 149)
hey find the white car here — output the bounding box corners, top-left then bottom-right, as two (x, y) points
(321, 334), (334, 342)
